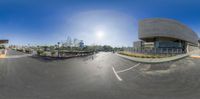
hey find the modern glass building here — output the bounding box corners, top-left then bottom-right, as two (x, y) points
(137, 18), (199, 53)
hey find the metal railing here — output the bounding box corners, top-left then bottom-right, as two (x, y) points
(124, 48), (186, 55)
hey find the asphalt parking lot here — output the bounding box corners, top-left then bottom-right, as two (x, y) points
(0, 50), (200, 99)
(113, 56), (200, 98)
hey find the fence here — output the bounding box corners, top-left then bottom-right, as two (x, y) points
(124, 48), (186, 55)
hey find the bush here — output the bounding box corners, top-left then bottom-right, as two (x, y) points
(119, 51), (165, 58)
(37, 50), (44, 56)
(41, 52), (47, 56)
(25, 49), (32, 53)
(51, 50), (56, 56)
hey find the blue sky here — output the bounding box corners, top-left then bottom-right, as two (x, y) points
(0, 0), (200, 47)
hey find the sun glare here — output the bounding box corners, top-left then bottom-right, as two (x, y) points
(96, 31), (105, 40)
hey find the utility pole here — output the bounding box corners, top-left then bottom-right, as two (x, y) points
(57, 42), (60, 58)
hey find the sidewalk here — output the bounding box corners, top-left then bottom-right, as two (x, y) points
(117, 53), (189, 63)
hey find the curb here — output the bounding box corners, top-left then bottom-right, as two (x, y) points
(32, 54), (94, 60)
(190, 55), (200, 58)
(116, 53), (189, 64)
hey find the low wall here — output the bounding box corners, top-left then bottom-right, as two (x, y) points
(187, 44), (199, 53)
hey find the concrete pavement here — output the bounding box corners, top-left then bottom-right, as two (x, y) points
(117, 53), (189, 63)
(0, 50), (200, 99)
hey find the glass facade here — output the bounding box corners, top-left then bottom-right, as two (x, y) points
(153, 37), (185, 49)
(155, 41), (183, 48)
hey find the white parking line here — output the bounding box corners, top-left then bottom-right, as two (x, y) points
(112, 66), (123, 81)
(116, 63), (141, 73)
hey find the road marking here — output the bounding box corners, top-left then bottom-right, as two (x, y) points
(116, 63), (141, 73)
(112, 66), (123, 81)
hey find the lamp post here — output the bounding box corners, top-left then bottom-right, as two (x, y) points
(57, 42), (60, 58)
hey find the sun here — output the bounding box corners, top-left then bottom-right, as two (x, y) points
(96, 31), (105, 40)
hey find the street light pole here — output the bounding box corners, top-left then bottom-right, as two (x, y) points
(57, 42), (60, 58)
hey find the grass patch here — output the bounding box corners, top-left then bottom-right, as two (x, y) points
(118, 51), (166, 58)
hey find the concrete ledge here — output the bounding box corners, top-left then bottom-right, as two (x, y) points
(31, 53), (94, 60)
(117, 53), (189, 64)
